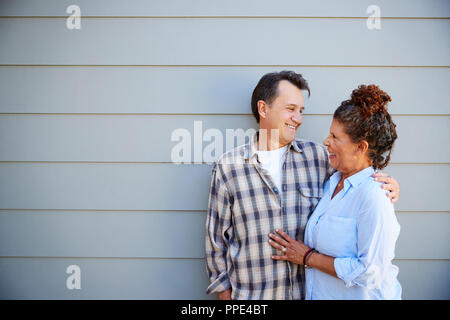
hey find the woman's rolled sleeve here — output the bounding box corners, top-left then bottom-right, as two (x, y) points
(334, 257), (367, 287)
(334, 257), (385, 289)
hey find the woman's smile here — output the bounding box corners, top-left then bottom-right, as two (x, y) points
(328, 152), (336, 161)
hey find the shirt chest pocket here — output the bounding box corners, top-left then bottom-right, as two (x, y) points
(297, 184), (323, 217)
(316, 215), (357, 257)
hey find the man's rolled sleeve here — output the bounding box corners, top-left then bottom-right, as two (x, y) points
(205, 164), (233, 295)
(206, 270), (230, 295)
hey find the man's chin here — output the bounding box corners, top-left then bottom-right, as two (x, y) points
(284, 132), (297, 142)
(280, 135), (296, 147)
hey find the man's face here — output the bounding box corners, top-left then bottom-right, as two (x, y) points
(260, 80), (305, 147)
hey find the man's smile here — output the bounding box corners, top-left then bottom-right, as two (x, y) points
(286, 123), (299, 131)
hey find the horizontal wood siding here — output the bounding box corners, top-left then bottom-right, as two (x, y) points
(0, 1), (448, 299)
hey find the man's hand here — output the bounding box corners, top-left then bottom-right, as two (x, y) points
(372, 172), (400, 204)
(218, 289), (232, 300)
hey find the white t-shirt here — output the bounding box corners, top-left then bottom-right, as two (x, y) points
(255, 145), (288, 191)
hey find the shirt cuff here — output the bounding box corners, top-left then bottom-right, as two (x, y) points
(334, 257), (365, 288)
(206, 271), (230, 295)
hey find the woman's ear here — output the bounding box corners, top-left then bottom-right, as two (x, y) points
(358, 140), (369, 154)
(257, 100), (268, 121)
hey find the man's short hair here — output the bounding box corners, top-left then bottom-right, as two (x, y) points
(251, 71), (310, 123)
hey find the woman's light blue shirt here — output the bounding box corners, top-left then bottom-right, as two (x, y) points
(304, 166), (402, 300)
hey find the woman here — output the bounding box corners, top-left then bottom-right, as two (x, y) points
(268, 84), (401, 299)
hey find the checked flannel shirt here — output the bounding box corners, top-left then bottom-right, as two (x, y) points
(205, 132), (334, 300)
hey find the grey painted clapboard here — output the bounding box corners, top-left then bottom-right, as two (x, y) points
(0, 19), (449, 65)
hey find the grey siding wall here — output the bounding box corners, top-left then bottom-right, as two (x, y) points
(0, 0), (449, 299)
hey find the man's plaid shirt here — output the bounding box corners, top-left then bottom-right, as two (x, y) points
(205, 133), (334, 300)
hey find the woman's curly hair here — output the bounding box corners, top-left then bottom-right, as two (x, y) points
(333, 84), (398, 170)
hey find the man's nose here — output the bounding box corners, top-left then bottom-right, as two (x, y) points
(292, 113), (302, 124)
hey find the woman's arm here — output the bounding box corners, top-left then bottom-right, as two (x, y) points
(305, 251), (337, 278)
(269, 229), (338, 278)
(332, 187), (400, 288)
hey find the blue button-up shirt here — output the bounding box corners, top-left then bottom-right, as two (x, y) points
(304, 166), (402, 300)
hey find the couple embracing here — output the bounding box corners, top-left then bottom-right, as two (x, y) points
(205, 71), (401, 300)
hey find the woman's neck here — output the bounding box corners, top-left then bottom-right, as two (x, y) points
(340, 163), (372, 181)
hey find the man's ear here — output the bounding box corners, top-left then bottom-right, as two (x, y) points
(258, 100), (269, 121)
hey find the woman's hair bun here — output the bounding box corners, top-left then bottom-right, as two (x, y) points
(350, 84), (391, 117)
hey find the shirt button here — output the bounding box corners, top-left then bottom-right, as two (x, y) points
(273, 187), (279, 194)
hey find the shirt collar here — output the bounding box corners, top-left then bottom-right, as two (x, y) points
(346, 166), (375, 188)
(329, 166), (375, 196)
(245, 131), (302, 160)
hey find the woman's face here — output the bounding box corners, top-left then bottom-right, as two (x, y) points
(323, 119), (362, 174)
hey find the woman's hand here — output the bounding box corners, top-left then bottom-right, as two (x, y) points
(268, 229), (311, 265)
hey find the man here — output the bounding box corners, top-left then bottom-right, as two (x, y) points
(205, 71), (399, 300)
